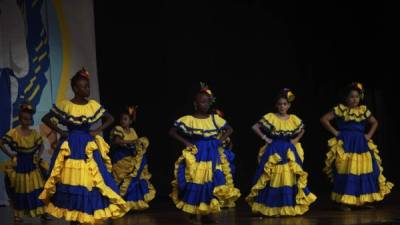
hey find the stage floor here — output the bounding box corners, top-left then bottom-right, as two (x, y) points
(1, 194), (399, 225)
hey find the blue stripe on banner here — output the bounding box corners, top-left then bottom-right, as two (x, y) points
(12, 0), (49, 127)
(0, 69), (12, 137)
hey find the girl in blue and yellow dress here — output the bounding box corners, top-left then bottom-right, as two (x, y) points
(38, 69), (128, 224)
(0, 103), (48, 222)
(320, 82), (393, 211)
(246, 89), (316, 217)
(109, 106), (156, 211)
(168, 84), (241, 223)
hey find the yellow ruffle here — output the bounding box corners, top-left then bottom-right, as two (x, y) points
(170, 146), (241, 214)
(118, 137), (150, 193)
(246, 147), (316, 216)
(4, 157), (46, 217)
(194, 161), (213, 184)
(216, 148), (241, 208)
(5, 168), (44, 193)
(113, 156), (134, 185)
(15, 206), (45, 217)
(59, 159), (96, 188)
(110, 126), (138, 141)
(46, 202), (122, 225)
(126, 200), (150, 211)
(39, 135), (128, 224)
(258, 143), (304, 164)
(250, 203), (311, 217)
(324, 138), (376, 176)
(175, 199), (221, 215)
(174, 114), (226, 138)
(106, 135), (155, 211)
(259, 113), (304, 136)
(52, 99), (105, 125)
(2, 127), (42, 152)
(323, 138), (339, 182)
(331, 192), (392, 206)
(368, 141), (394, 195)
(333, 104), (371, 122)
(125, 165), (157, 210)
(4, 155), (46, 193)
(93, 136), (113, 172)
(324, 137), (393, 205)
(141, 166), (156, 198)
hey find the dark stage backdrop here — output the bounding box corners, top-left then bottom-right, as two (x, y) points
(93, 1), (399, 199)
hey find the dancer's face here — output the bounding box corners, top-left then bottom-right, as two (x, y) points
(276, 98), (290, 115)
(194, 93), (211, 114)
(19, 111), (33, 128)
(120, 114), (132, 128)
(346, 90), (360, 108)
(73, 78), (90, 98)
